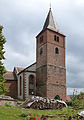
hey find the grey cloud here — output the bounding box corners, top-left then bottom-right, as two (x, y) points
(66, 54), (84, 88)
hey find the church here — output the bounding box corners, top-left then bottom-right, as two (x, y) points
(4, 8), (67, 100)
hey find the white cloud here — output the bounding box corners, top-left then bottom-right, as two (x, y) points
(76, 0), (84, 5)
(4, 44), (36, 70)
(67, 88), (84, 95)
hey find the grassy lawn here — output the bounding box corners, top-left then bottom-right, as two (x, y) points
(0, 105), (81, 120)
(0, 106), (25, 120)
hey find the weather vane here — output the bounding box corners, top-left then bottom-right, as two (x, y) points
(50, 3), (51, 10)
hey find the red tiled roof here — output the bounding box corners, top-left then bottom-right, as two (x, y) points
(62, 95), (72, 101)
(4, 71), (17, 80)
(66, 95), (72, 101)
(15, 67), (24, 73)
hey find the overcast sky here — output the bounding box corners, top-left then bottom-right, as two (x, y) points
(0, 0), (84, 95)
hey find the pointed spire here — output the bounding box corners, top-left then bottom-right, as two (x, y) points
(42, 8), (63, 34)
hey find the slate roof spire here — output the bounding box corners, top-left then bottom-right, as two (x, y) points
(43, 8), (63, 34)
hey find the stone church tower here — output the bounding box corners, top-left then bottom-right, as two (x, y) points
(36, 8), (66, 100)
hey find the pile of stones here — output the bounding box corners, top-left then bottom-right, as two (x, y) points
(20, 96), (67, 110)
(0, 95), (14, 100)
(0, 95), (17, 106)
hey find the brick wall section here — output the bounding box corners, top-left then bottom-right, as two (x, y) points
(46, 29), (66, 100)
(47, 84), (66, 100)
(47, 65), (66, 99)
(36, 65), (47, 97)
(5, 80), (18, 99)
(47, 29), (65, 67)
(36, 29), (66, 100)
(36, 30), (47, 68)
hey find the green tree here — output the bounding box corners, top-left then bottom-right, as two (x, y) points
(0, 26), (7, 95)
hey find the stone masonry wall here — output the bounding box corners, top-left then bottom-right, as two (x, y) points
(36, 65), (47, 97)
(5, 80), (18, 99)
(47, 29), (65, 67)
(36, 29), (66, 100)
(46, 65), (66, 100)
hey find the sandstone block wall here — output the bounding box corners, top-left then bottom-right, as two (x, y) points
(36, 29), (66, 100)
(5, 80), (18, 99)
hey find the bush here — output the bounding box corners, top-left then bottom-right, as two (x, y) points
(54, 95), (60, 100)
(5, 103), (14, 107)
(72, 99), (80, 108)
(72, 92), (84, 109)
(65, 101), (72, 106)
(20, 113), (28, 117)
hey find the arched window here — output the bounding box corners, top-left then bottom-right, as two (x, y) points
(55, 47), (59, 54)
(29, 75), (34, 95)
(29, 75), (34, 84)
(20, 76), (22, 96)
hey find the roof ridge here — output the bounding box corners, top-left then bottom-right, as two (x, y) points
(6, 71), (13, 73)
(18, 62), (36, 75)
(15, 66), (24, 69)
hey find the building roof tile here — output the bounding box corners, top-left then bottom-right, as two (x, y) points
(15, 67), (24, 73)
(4, 71), (17, 80)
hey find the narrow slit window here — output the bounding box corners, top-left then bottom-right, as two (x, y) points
(54, 35), (56, 41)
(55, 47), (59, 54)
(40, 48), (43, 55)
(40, 36), (43, 43)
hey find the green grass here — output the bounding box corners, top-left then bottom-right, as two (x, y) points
(17, 100), (24, 104)
(0, 106), (25, 120)
(0, 105), (82, 120)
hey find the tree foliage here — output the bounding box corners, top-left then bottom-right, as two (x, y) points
(0, 26), (7, 95)
(72, 92), (84, 108)
(54, 95), (60, 100)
